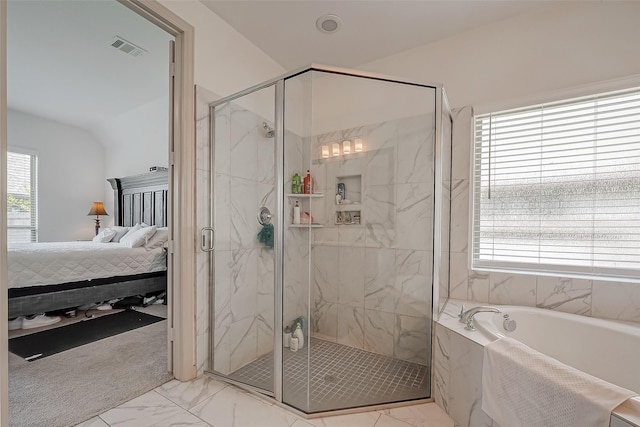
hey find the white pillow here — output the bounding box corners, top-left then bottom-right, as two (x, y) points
(92, 228), (117, 243)
(120, 225), (157, 248)
(111, 226), (130, 243)
(144, 227), (168, 250)
(120, 223), (141, 241)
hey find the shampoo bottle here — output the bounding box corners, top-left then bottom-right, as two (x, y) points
(293, 201), (301, 225)
(303, 170), (311, 194)
(290, 336), (299, 352)
(293, 322), (304, 349)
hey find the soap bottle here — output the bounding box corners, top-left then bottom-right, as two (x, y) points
(290, 336), (299, 352)
(283, 325), (292, 348)
(303, 170), (311, 194)
(292, 173), (301, 194)
(293, 201), (300, 225)
(293, 322), (304, 349)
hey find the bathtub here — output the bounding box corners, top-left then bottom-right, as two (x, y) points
(472, 306), (640, 394)
(471, 305), (640, 426)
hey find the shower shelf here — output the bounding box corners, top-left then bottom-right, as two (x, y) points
(289, 224), (323, 228)
(287, 193), (323, 198)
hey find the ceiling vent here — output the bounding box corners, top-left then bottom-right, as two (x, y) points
(111, 36), (147, 57)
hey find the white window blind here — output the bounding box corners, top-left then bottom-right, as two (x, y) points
(473, 87), (640, 280)
(7, 151), (38, 244)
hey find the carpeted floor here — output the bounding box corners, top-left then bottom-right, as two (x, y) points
(9, 318), (173, 427)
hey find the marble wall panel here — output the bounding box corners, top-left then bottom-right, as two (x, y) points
(396, 249), (433, 317)
(447, 331), (495, 427)
(395, 183), (433, 251)
(337, 304), (365, 349)
(364, 247), (398, 313)
(433, 324), (451, 413)
(394, 314), (430, 365)
(364, 309), (395, 357)
(488, 272), (536, 307)
(311, 300), (337, 341)
(536, 277), (592, 315)
(337, 246), (365, 307)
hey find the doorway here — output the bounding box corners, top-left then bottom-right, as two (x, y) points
(0, 1), (196, 426)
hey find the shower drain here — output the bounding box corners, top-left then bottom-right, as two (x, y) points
(323, 374), (338, 384)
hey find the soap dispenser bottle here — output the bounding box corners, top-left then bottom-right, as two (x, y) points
(293, 322), (304, 349)
(293, 201), (300, 225)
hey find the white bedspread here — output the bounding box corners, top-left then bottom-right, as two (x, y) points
(8, 241), (166, 289)
(482, 336), (637, 427)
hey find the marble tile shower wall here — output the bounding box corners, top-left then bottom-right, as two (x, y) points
(449, 106), (640, 323)
(308, 115), (435, 365)
(211, 102), (276, 375)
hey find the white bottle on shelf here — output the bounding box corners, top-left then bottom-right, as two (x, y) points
(293, 201), (300, 225)
(293, 322), (304, 349)
(290, 336), (299, 352)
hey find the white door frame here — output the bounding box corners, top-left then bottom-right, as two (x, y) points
(0, 2), (196, 425)
(119, 0), (196, 382)
(1, 1), (9, 426)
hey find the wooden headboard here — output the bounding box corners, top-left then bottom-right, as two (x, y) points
(107, 171), (168, 227)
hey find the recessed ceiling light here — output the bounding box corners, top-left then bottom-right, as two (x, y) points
(316, 14), (342, 34)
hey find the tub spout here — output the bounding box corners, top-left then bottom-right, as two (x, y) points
(459, 306), (501, 331)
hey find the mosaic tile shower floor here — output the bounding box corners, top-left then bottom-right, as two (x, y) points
(227, 337), (430, 413)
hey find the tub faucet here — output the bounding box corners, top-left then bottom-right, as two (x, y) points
(459, 305), (501, 331)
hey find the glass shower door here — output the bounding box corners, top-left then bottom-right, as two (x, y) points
(210, 84), (277, 394)
(282, 69), (437, 413)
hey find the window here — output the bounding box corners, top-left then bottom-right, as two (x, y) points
(7, 151), (38, 243)
(473, 87), (640, 281)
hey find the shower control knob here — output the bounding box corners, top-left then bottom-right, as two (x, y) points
(503, 314), (517, 332)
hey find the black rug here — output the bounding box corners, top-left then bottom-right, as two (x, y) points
(9, 310), (164, 361)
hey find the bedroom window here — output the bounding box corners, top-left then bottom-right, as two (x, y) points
(7, 151), (38, 243)
(473, 87), (640, 281)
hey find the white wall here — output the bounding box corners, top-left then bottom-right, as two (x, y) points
(360, 2), (640, 323)
(158, 0), (285, 96)
(96, 96), (169, 225)
(7, 109), (105, 241)
(361, 2), (640, 110)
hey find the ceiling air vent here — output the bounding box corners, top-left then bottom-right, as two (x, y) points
(111, 36), (147, 57)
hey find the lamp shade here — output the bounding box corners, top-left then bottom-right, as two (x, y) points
(87, 201), (109, 216)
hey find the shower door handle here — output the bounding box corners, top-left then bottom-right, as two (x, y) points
(200, 227), (214, 252)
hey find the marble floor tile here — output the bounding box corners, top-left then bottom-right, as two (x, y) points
(378, 403), (454, 427)
(374, 414), (415, 427)
(93, 378), (454, 427)
(74, 417), (110, 427)
(155, 377), (227, 410)
(98, 390), (209, 427)
(190, 385), (298, 427)
(302, 411), (381, 427)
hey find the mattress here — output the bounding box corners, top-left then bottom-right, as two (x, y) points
(8, 241), (167, 289)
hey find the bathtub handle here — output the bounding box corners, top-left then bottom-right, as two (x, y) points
(503, 314), (517, 332)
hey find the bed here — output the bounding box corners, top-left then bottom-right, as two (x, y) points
(8, 170), (169, 318)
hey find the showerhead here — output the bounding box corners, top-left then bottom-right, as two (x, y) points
(262, 121), (275, 138)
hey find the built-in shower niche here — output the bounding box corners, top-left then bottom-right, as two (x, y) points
(335, 174), (362, 225)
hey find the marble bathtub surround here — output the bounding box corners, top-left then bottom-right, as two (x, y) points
(434, 299), (640, 427)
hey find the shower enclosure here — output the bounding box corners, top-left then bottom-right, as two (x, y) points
(207, 65), (452, 414)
